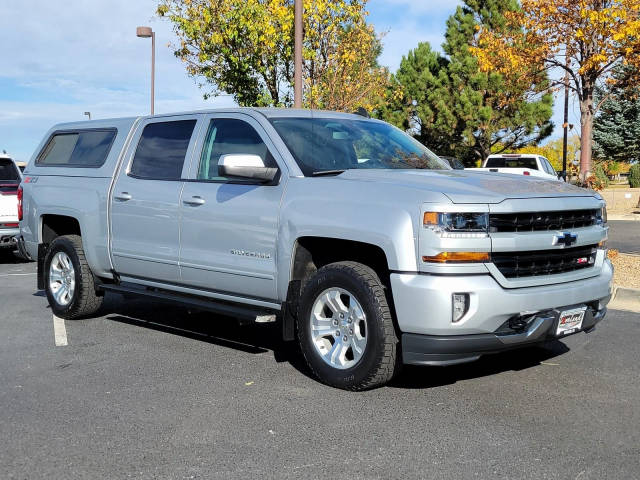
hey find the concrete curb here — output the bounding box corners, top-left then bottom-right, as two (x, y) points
(609, 285), (640, 313)
(608, 214), (640, 221)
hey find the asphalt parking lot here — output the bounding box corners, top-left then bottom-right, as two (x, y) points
(1, 253), (639, 480)
(608, 221), (640, 254)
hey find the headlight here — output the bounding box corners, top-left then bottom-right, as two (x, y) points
(423, 212), (489, 234)
(596, 206), (607, 225)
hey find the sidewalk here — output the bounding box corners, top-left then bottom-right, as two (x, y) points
(610, 285), (640, 313)
(608, 213), (640, 221)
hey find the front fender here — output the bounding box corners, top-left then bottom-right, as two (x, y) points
(275, 177), (439, 300)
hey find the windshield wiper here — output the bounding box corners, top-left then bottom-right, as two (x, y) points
(311, 169), (347, 177)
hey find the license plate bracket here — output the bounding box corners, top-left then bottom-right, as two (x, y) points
(556, 306), (587, 337)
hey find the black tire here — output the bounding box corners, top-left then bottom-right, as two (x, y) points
(44, 235), (103, 319)
(297, 261), (400, 391)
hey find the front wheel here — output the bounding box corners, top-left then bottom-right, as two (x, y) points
(44, 235), (103, 319)
(297, 261), (400, 390)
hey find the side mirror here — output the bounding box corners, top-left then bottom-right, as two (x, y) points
(558, 171), (567, 181)
(218, 154), (278, 182)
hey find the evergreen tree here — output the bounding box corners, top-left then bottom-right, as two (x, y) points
(379, 0), (554, 164)
(593, 65), (640, 164)
(376, 43), (458, 156)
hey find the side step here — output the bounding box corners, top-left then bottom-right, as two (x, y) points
(99, 283), (278, 325)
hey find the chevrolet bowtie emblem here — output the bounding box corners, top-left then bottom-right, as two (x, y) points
(555, 232), (578, 247)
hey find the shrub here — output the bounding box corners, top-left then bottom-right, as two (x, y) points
(629, 164), (640, 188)
(594, 164), (610, 188)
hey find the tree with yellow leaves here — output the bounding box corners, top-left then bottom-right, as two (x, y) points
(471, 0), (640, 179)
(157, 0), (389, 111)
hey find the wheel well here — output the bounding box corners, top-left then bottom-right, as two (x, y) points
(41, 215), (81, 245)
(290, 237), (390, 290)
(280, 237), (394, 341)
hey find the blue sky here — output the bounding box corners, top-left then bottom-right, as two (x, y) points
(0, 0), (576, 162)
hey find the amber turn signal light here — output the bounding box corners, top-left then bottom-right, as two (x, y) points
(423, 212), (439, 225)
(422, 252), (490, 263)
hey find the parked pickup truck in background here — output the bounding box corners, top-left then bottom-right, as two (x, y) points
(18, 109), (612, 390)
(467, 153), (562, 181)
(0, 153), (21, 251)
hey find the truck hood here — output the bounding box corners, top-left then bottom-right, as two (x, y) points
(337, 169), (596, 204)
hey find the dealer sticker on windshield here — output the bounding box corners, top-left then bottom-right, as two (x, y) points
(556, 307), (587, 336)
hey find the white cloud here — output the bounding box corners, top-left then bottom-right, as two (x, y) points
(368, 0), (462, 72)
(0, 0), (233, 160)
(373, 0), (462, 15)
(378, 23), (448, 72)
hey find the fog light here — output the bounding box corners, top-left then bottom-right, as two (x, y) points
(452, 293), (469, 323)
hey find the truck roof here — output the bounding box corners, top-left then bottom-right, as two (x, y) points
(47, 108), (376, 131)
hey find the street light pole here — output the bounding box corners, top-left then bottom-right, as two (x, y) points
(562, 56), (570, 181)
(294, 0), (303, 108)
(136, 26), (155, 115)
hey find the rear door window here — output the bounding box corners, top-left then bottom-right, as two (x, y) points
(37, 129), (116, 167)
(130, 120), (197, 180)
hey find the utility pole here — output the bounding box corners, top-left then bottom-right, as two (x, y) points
(294, 0), (303, 108)
(561, 57), (570, 181)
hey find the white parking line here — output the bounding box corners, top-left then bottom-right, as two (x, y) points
(0, 273), (37, 277)
(53, 315), (68, 347)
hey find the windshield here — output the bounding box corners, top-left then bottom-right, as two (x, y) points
(268, 117), (449, 176)
(440, 156), (464, 169)
(485, 157), (538, 170)
(0, 159), (20, 182)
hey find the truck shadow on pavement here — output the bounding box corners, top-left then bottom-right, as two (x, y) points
(0, 250), (31, 264)
(389, 341), (570, 390)
(101, 293), (310, 371)
(100, 293), (571, 390)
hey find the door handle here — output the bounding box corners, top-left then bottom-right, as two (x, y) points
(183, 196), (205, 206)
(114, 192), (132, 201)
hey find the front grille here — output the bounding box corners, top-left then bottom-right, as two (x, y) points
(489, 209), (599, 232)
(492, 245), (597, 278)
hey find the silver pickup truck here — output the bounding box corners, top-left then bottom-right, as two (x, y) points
(18, 108), (613, 390)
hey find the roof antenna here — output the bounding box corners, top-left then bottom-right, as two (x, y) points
(353, 107), (370, 118)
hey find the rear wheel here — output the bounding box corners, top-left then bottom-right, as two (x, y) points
(44, 235), (103, 319)
(297, 261), (400, 390)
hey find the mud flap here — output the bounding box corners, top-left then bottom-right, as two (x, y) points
(36, 243), (48, 290)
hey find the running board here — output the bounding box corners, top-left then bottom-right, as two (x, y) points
(99, 283), (278, 325)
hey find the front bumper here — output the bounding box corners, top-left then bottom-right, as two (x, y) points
(391, 260), (613, 365)
(391, 259), (613, 336)
(402, 305), (607, 366)
(0, 228), (19, 248)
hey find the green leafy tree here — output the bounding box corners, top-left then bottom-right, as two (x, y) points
(593, 65), (640, 164)
(380, 0), (553, 164)
(157, 0), (390, 110)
